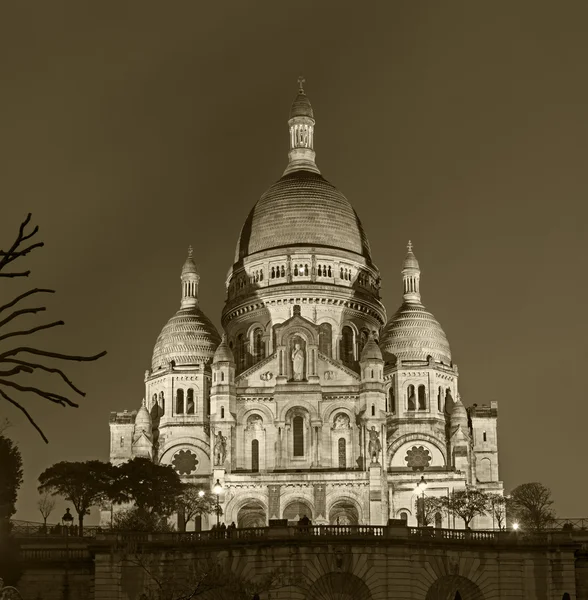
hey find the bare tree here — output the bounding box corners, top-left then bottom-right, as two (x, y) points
(486, 493), (508, 531)
(37, 490), (56, 528)
(438, 488), (489, 529)
(508, 482), (556, 532)
(0, 214), (106, 442)
(414, 496), (443, 527)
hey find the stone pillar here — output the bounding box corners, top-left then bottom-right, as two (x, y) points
(369, 463), (384, 525)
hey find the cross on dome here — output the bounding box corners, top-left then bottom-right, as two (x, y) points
(188, 245), (193, 259)
(407, 240), (413, 253)
(298, 75), (306, 93)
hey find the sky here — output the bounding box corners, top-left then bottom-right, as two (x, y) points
(1, 1), (587, 524)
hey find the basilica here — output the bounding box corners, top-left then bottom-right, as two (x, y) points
(106, 81), (503, 530)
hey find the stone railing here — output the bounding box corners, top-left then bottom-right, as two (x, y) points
(10, 520), (101, 539)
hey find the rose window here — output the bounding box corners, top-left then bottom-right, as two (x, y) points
(172, 449), (198, 476)
(405, 445), (432, 470)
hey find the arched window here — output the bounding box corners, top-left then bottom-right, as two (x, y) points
(221, 406), (225, 419)
(318, 323), (332, 357)
(259, 269), (263, 281)
(176, 389), (184, 414)
(358, 329), (368, 356)
(338, 438), (346, 469)
(340, 326), (354, 365)
(389, 381), (396, 413)
(435, 512), (442, 528)
(271, 266), (275, 279)
(152, 393), (157, 405)
(304, 264), (309, 276)
(293, 416), (304, 457)
(418, 385), (427, 410)
(438, 386), (443, 412)
(252, 439), (259, 472)
(221, 371), (225, 382)
(340, 267), (344, 279)
(281, 265), (285, 277)
(399, 512), (408, 523)
(186, 388), (195, 414)
(318, 265), (322, 276)
(253, 328), (264, 363)
(294, 264), (299, 276)
(237, 333), (246, 371)
(328, 265), (332, 277)
(407, 385), (416, 410)
(371, 404), (375, 416)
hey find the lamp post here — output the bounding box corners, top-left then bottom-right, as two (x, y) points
(61, 508), (74, 600)
(213, 479), (223, 528)
(415, 476), (427, 527)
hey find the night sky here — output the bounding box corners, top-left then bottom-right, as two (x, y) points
(1, 2), (587, 524)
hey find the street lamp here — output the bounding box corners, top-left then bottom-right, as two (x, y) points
(415, 476), (427, 527)
(512, 522), (519, 531)
(61, 509), (74, 600)
(213, 479), (223, 528)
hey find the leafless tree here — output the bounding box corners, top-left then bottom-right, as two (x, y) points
(508, 482), (556, 532)
(0, 214), (106, 442)
(37, 490), (56, 527)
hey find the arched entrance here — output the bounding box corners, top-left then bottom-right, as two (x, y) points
(425, 575), (484, 600)
(328, 500), (359, 525)
(308, 572), (372, 600)
(236, 502), (266, 529)
(283, 500), (313, 524)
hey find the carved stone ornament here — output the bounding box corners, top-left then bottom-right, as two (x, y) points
(171, 449), (198, 476)
(324, 370), (337, 380)
(405, 445), (432, 470)
(260, 371), (274, 381)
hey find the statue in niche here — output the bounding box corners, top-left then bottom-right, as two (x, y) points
(292, 342), (305, 381)
(334, 413), (350, 429)
(247, 415), (263, 430)
(213, 431), (226, 466)
(367, 426), (382, 463)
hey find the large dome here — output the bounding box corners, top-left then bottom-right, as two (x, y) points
(151, 307), (221, 370)
(380, 301), (451, 365)
(235, 170), (372, 263)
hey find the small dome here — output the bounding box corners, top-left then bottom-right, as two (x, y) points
(450, 397), (469, 430)
(290, 91), (314, 119)
(135, 401), (152, 432)
(151, 307), (221, 370)
(403, 241), (419, 270)
(213, 334), (235, 364)
(380, 302), (451, 365)
(181, 246), (198, 276)
(360, 334), (383, 361)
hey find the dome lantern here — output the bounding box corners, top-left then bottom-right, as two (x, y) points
(181, 246), (200, 309)
(284, 76), (320, 176)
(402, 240), (421, 304)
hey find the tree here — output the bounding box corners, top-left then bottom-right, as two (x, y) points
(438, 489), (489, 529)
(0, 433), (23, 530)
(37, 490), (56, 529)
(414, 496), (444, 527)
(508, 482), (556, 532)
(0, 214), (106, 443)
(38, 460), (113, 534)
(112, 507), (175, 533)
(486, 493), (508, 531)
(175, 484), (217, 532)
(110, 458), (185, 517)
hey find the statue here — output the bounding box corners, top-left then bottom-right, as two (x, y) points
(367, 426), (382, 463)
(292, 342), (305, 381)
(214, 431), (226, 466)
(334, 413), (350, 429)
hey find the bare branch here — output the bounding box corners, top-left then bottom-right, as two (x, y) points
(0, 271), (31, 278)
(0, 288), (55, 315)
(2, 358), (85, 396)
(0, 320), (64, 343)
(0, 378), (79, 407)
(0, 388), (49, 443)
(0, 346), (107, 362)
(0, 241), (44, 266)
(0, 213), (32, 271)
(0, 365), (34, 377)
(0, 306), (47, 329)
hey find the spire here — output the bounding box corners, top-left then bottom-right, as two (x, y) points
(283, 77), (320, 175)
(180, 246), (200, 309)
(402, 241), (421, 304)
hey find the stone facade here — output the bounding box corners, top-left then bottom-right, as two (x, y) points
(104, 82), (503, 530)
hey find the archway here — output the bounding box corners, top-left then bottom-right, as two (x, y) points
(308, 572), (372, 600)
(329, 500), (359, 525)
(425, 575), (484, 600)
(236, 502), (266, 529)
(283, 500), (313, 523)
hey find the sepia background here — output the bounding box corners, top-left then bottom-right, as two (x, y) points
(0, 1), (586, 523)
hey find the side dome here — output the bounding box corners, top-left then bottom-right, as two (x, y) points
(151, 307), (221, 370)
(235, 171), (372, 262)
(151, 248), (221, 370)
(380, 243), (452, 365)
(380, 302), (451, 365)
(135, 400), (152, 432)
(213, 334), (235, 364)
